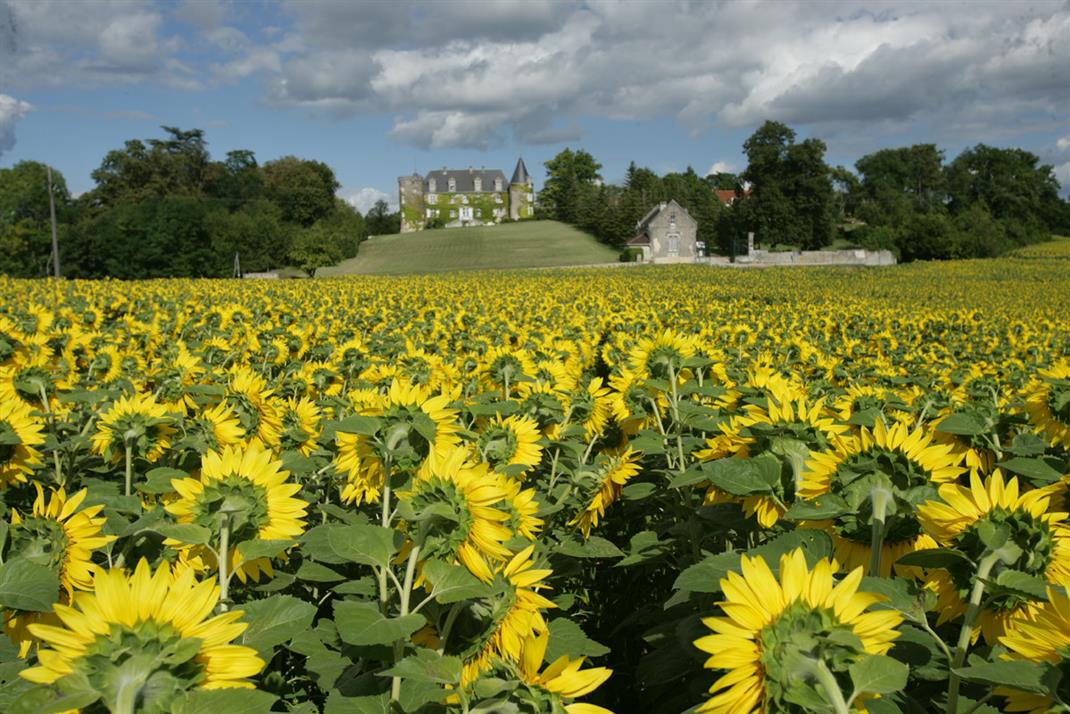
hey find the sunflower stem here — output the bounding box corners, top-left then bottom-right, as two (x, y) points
(218, 515), (231, 612)
(391, 543), (422, 704)
(123, 440), (134, 498)
(946, 549), (1006, 714)
(37, 381), (63, 485)
(438, 602), (463, 654)
(868, 486), (892, 577)
(667, 364), (686, 471)
(809, 658), (850, 714)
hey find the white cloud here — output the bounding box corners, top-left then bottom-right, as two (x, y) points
(0, 93), (32, 156)
(1058, 137), (1070, 152)
(1055, 162), (1070, 191)
(707, 161), (737, 176)
(340, 186), (395, 214)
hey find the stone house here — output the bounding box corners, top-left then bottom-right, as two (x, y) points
(398, 158), (535, 233)
(626, 200), (699, 263)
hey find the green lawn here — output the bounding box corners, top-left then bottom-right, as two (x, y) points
(318, 220), (620, 276)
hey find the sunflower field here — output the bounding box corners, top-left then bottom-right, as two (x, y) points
(1, 243), (1070, 714)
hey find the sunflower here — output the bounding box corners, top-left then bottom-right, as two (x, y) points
(90, 393), (176, 463)
(918, 470), (1070, 644)
(406, 446), (513, 582)
(166, 444), (308, 584)
(460, 545), (557, 684)
(478, 414), (543, 476)
(564, 377), (614, 442)
(694, 549), (902, 713)
(998, 585), (1070, 712)
(696, 390), (849, 528)
(626, 329), (697, 382)
(569, 449), (641, 539)
(498, 475), (544, 540)
(1023, 361), (1070, 449)
(480, 345), (536, 399)
(797, 419), (965, 576)
(0, 397), (46, 488)
(185, 402), (245, 453)
(335, 430), (384, 506)
(515, 627), (613, 714)
(225, 366), (283, 447)
(21, 558), (265, 707)
(4, 484), (115, 656)
(279, 396), (322, 456)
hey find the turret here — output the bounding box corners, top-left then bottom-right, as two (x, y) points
(398, 173), (425, 233)
(509, 158), (534, 221)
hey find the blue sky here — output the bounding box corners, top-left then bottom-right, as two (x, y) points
(2, 0), (1069, 211)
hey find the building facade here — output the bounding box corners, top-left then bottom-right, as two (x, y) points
(626, 200), (699, 263)
(398, 158), (535, 233)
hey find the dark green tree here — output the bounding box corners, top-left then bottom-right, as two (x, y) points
(262, 156), (341, 227)
(366, 199), (401, 236)
(540, 148), (602, 223)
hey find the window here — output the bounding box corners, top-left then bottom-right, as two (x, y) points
(427, 194), (437, 204)
(475, 208), (482, 217)
(450, 209), (457, 218)
(474, 177), (482, 192)
(667, 234), (679, 256)
(429, 178), (437, 192)
(495, 193), (503, 204)
(526, 193), (534, 202)
(448, 178), (456, 191)
(426, 208), (434, 218)
(494, 178), (503, 191)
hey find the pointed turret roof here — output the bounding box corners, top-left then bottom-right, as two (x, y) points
(510, 157), (531, 185)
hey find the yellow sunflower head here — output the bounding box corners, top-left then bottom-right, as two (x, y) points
(278, 396), (322, 456)
(225, 366), (282, 448)
(509, 627), (613, 714)
(0, 397), (46, 488)
(627, 329), (697, 382)
(569, 449), (641, 539)
(694, 549), (902, 714)
(373, 379), (460, 472)
(999, 585), (1070, 712)
(918, 470), (1070, 644)
(165, 444), (308, 583)
(90, 393), (176, 463)
(407, 446), (514, 582)
(477, 414), (543, 477)
(21, 558), (265, 708)
(1024, 361), (1070, 449)
(796, 419), (963, 576)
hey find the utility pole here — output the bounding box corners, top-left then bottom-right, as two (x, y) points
(47, 166), (61, 278)
(233, 252), (242, 278)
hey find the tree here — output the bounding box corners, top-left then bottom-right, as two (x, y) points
(206, 149), (264, 209)
(366, 199), (401, 235)
(739, 121), (836, 250)
(540, 148), (602, 223)
(0, 161), (71, 276)
(856, 144), (945, 211)
(262, 156), (340, 227)
(705, 172), (740, 191)
(90, 127), (210, 205)
(289, 223), (344, 277)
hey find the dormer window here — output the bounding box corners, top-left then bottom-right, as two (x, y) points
(494, 178), (503, 191)
(474, 177), (482, 192)
(429, 178), (437, 192)
(448, 177), (456, 192)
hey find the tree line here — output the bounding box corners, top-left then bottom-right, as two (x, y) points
(538, 121), (1070, 260)
(0, 127), (377, 278)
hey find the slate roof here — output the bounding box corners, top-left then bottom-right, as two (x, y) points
(510, 157), (532, 185)
(425, 168), (508, 193)
(636, 199), (689, 231)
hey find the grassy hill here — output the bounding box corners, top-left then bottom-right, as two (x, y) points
(318, 220), (620, 276)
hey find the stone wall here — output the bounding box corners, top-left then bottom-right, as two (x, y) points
(398, 175), (425, 233)
(731, 249), (896, 267)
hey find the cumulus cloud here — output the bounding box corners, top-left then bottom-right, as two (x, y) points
(707, 161), (737, 176)
(0, 93), (32, 156)
(340, 187), (395, 214)
(1058, 137), (1070, 152)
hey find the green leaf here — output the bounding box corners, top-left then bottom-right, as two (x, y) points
(993, 570), (1049, 601)
(952, 660), (1050, 694)
(238, 594), (317, 659)
(9, 672), (100, 714)
(421, 559), (493, 604)
(545, 618), (609, 660)
(998, 457), (1064, 483)
(171, 688), (280, 714)
(1003, 433), (1048, 457)
(234, 539), (296, 562)
(156, 523), (212, 546)
(0, 557), (60, 612)
(328, 415), (381, 437)
(556, 536), (624, 559)
(622, 482), (657, 500)
(325, 523), (401, 569)
(849, 654), (909, 697)
(672, 551), (739, 594)
(295, 561), (346, 583)
(784, 494), (850, 520)
(381, 649), (462, 685)
(138, 467), (186, 494)
(668, 463), (711, 489)
(895, 548), (974, 570)
(704, 456), (778, 496)
(334, 601), (424, 646)
(935, 413), (987, 436)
